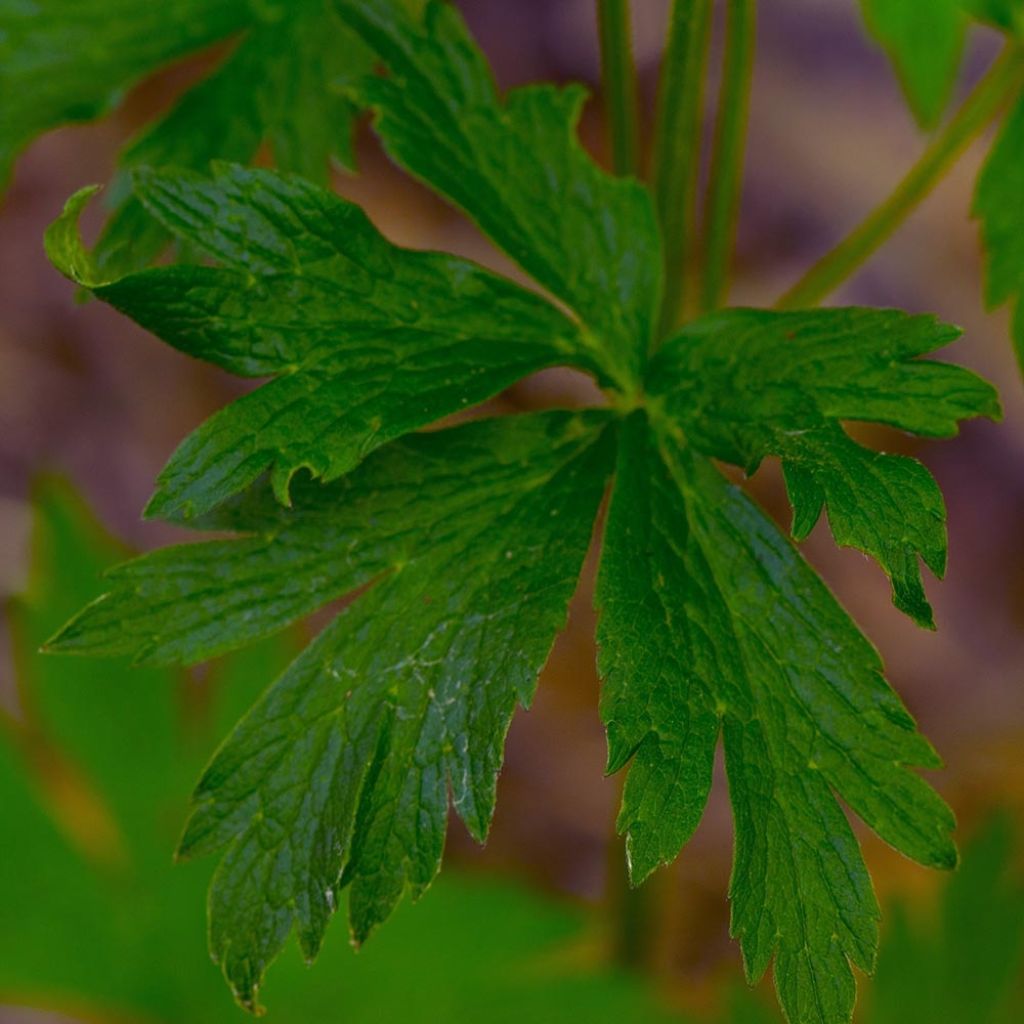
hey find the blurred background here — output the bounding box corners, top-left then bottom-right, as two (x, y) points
(1, 0), (1023, 1021)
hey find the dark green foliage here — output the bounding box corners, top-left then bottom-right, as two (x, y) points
(975, 94), (1024, 369)
(0, 0), (375, 274)
(25, 1), (1019, 1022)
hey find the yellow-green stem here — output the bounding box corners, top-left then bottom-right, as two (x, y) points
(653, 0), (714, 340)
(777, 47), (1024, 310)
(598, 0), (639, 177)
(700, 0), (757, 313)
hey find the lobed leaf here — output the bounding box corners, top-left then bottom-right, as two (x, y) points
(56, 411), (614, 1010)
(335, 0), (661, 391)
(597, 412), (957, 1024)
(46, 165), (592, 520)
(647, 307), (999, 625)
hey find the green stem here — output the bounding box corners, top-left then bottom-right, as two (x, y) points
(653, 0), (714, 339)
(777, 47), (1024, 310)
(606, 777), (663, 971)
(700, 0), (756, 314)
(598, 0), (639, 177)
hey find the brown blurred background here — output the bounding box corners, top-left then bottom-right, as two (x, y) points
(2, 0), (1023, 1016)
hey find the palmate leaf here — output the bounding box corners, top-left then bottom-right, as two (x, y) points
(51, 411), (615, 1010)
(0, 0), (376, 274)
(42, 2), (1002, 1021)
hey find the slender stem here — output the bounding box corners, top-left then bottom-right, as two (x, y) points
(598, 0), (639, 177)
(777, 47), (1024, 310)
(700, 0), (757, 314)
(608, 836), (658, 969)
(653, 0), (714, 339)
(606, 775), (664, 971)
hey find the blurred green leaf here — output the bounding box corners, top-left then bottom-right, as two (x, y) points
(869, 814), (1024, 1024)
(859, 0), (966, 129)
(0, 0), (374, 274)
(962, 0), (1024, 34)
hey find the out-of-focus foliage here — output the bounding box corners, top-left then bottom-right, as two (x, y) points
(868, 814), (1024, 1024)
(858, 0), (965, 129)
(0, 480), (683, 1024)
(975, 94), (1024, 370)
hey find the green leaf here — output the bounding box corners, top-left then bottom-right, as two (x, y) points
(55, 411), (614, 1010)
(859, 0), (966, 129)
(38, 7), (998, 1020)
(597, 412), (957, 1024)
(647, 307), (999, 626)
(93, 1), (375, 275)
(334, 0), (661, 391)
(2, 481), (681, 1024)
(46, 165), (592, 520)
(975, 94), (1024, 371)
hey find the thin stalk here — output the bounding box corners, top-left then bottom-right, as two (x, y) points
(653, 0), (714, 339)
(598, 0), (639, 177)
(777, 47), (1024, 310)
(608, 836), (659, 969)
(700, 0), (757, 313)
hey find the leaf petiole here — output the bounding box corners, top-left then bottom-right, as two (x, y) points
(653, 0), (714, 340)
(699, 0), (757, 313)
(598, 0), (640, 178)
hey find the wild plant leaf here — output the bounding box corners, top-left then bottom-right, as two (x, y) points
(46, 165), (591, 520)
(647, 307), (999, 626)
(859, 0), (966, 129)
(596, 412), (957, 1024)
(50, 411), (614, 1010)
(40, 3), (1002, 1021)
(334, 0), (661, 390)
(0, 0), (374, 273)
(2, 481), (679, 1024)
(975, 94), (1024, 371)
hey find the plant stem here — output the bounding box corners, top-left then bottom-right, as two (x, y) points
(598, 0), (639, 177)
(700, 0), (756, 314)
(777, 47), (1024, 310)
(653, 0), (714, 339)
